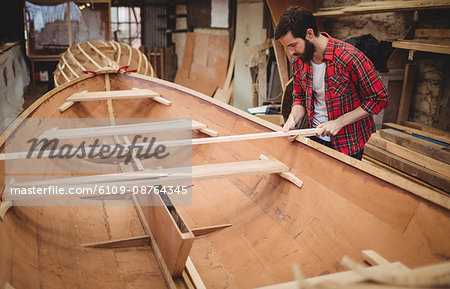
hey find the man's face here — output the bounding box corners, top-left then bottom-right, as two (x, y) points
(279, 31), (315, 63)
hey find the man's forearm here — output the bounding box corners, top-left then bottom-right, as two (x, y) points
(336, 106), (370, 128)
(287, 105), (306, 125)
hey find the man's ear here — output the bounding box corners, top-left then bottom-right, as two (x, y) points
(305, 28), (315, 41)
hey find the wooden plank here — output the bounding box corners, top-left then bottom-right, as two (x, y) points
(134, 192), (195, 277)
(314, 1), (450, 17)
(0, 128), (321, 161)
(343, 257), (450, 287)
(257, 262), (411, 289)
(66, 88), (160, 102)
(80, 235), (150, 248)
(415, 29), (450, 38)
(11, 159), (290, 189)
(0, 201), (12, 221)
(185, 257), (207, 289)
(259, 154), (303, 188)
(385, 122), (450, 144)
(392, 39), (450, 55)
(396, 64), (417, 124)
(369, 133), (450, 177)
(364, 143), (450, 192)
(272, 39), (289, 93)
(132, 195), (178, 288)
(403, 121), (450, 138)
(39, 119), (204, 139)
(380, 128), (450, 164)
(362, 250), (391, 266)
(191, 223), (232, 236)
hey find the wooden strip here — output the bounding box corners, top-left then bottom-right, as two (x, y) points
(396, 64), (417, 124)
(66, 88), (160, 102)
(191, 224), (232, 236)
(0, 201), (12, 221)
(126, 44), (133, 66)
(0, 128), (322, 160)
(197, 127), (219, 137)
(57, 63), (71, 82)
(314, 1), (450, 17)
(272, 39), (289, 92)
(39, 119), (201, 139)
(362, 250), (391, 266)
(342, 256), (450, 287)
(151, 95), (172, 106)
(81, 235), (150, 248)
(11, 159), (290, 188)
(86, 41), (116, 67)
(403, 121), (450, 138)
(384, 122), (450, 145)
(392, 39), (450, 55)
(185, 257), (207, 289)
(132, 195), (178, 288)
(369, 134), (450, 177)
(124, 136), (144, 171)
(61, 53), (80, 78)
(77, 43), (102, 69)
(380, 128), (450, 164)
(257, 262), (411, 289)
(67, 46), (87, 71)
(259, 154), (303, 188)
(415, 29), (450, 38)
(181, 270), (196, 289)
(364, 143), (450, 192)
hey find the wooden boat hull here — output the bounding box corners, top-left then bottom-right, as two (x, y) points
(1, 71), (449, 289)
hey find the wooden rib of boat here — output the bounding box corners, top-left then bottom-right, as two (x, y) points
(53, 41), (154, 87)
(0, 70), (449, 289)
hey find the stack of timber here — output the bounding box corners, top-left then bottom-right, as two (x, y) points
(0, 71), (449, 288)
(364, 122), (450, 193)
(53, 41), (154, 87)
(174, 33), (230, 97)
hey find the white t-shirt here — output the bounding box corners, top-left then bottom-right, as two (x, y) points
(311, 61), (330, 142)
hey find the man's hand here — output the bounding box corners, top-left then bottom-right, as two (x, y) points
(283, 117), (297, 142)
(317, 119), (344, 137)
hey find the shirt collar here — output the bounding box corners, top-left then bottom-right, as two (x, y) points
(321, 32), (334, 61)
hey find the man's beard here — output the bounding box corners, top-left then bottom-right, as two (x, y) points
(294, 39), (316, 62)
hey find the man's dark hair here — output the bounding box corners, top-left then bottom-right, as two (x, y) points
(274, 7), (319, 40)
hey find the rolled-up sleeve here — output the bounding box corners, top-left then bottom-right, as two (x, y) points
(352, 52), (389, 115)
(292, 61), (306, 107)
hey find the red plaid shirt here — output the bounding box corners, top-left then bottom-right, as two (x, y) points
(292, 33), (389, 155)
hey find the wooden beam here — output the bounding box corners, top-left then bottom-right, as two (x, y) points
(185, 257), (207, 289)
(0, 201), (12, 221)
(380, 128), (450, 164)
(256, 261), (411, 289)
(132, 195), (178, 288)
(384, 122), (450, 145)
(342, 256), (450, 287)
(314, 1), (450, 18)
(191, 223), (232, 236)
(0, 128), (321, 161)
(392, 39), (450, 55)
(272, 38), (289, 93)
(67, 88), (160, 102)
(397, 64), (417, 124)
(415, 29), (450, 38)
(259, 154), (303, 188)
(364, 144), (450, 192)
(362, 250), (391, 266)
(81, 235), (151, 248)
(39, 119), (205, 139)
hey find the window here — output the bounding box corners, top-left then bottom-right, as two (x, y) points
(111, 6), (141, 48)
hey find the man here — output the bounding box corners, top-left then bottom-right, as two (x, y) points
(275, 7), (389, 160)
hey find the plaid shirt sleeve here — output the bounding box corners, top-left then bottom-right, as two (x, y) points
(292, 60), (306, 107)
(351, 50), (389, 114)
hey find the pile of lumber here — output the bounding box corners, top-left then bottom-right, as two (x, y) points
(364, 122), (450, 193)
